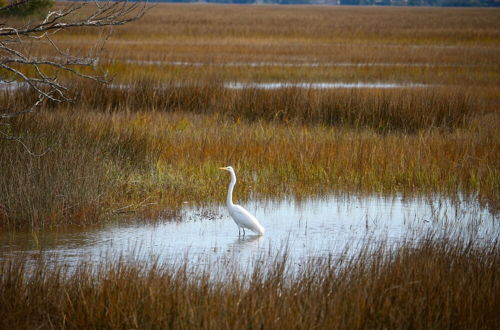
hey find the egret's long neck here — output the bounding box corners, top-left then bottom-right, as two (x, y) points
(227, 171), (236, 207)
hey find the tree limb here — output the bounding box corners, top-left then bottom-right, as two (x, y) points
(0, 1), (147, 139)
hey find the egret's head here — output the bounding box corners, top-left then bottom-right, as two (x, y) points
(219, 166), (234, 172)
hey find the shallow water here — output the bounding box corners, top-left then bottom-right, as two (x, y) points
(224, 81), (428, 90)
(2, 78), (426, 93)
(109, 81), (428, 91)
(1, 194), (497, 272)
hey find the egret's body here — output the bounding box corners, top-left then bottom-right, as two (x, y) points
(219, 166), (265, 236)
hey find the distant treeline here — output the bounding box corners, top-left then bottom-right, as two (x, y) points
(147, 0), (500, 7)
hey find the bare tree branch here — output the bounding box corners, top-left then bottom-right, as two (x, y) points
(0, 0), (147, 141)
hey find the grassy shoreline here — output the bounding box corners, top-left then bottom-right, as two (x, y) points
(1, 236), (498, 329)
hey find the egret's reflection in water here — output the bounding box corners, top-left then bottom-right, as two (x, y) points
(0, 194), (497, 273)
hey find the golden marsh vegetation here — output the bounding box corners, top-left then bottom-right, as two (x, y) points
(1, 4), (499, 329)
(1, 237), (498, 329)
(1, 4), (499, 229)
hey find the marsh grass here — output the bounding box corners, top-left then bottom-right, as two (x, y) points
(1, 109), (497, 229)
(24, 4), (500, 91)
(1, 6), (499, 326)
(143, 83), (479, 132)
(0, 236), (498, 329)
(4, 79), (481, 132)
(1, 4), (499, 228)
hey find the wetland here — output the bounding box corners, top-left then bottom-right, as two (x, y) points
(0, 3), (499, 329)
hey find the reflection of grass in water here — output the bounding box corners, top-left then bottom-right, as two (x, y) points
(0, 236), (497, 328)
(1, 110), (497, 229)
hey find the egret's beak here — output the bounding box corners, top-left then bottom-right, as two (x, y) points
(219, 167), (228, 171)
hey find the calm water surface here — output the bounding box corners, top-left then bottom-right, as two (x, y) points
(224, 82), (427, 90)
(1, 195), (497, 271)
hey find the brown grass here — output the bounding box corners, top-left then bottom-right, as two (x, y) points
(0, 236), (498, 329)
(1, 6), (499, 327)
(26, 4), (500, 90)
(1, 109), (497, 229)
(1, 4), (499, 229)
(74, 81), (481, 132)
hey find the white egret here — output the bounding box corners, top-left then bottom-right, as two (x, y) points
(219, 166), (265, 236)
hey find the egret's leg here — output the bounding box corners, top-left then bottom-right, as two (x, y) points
(243, 228), (246, 237)
(238, 227), (241, 236)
